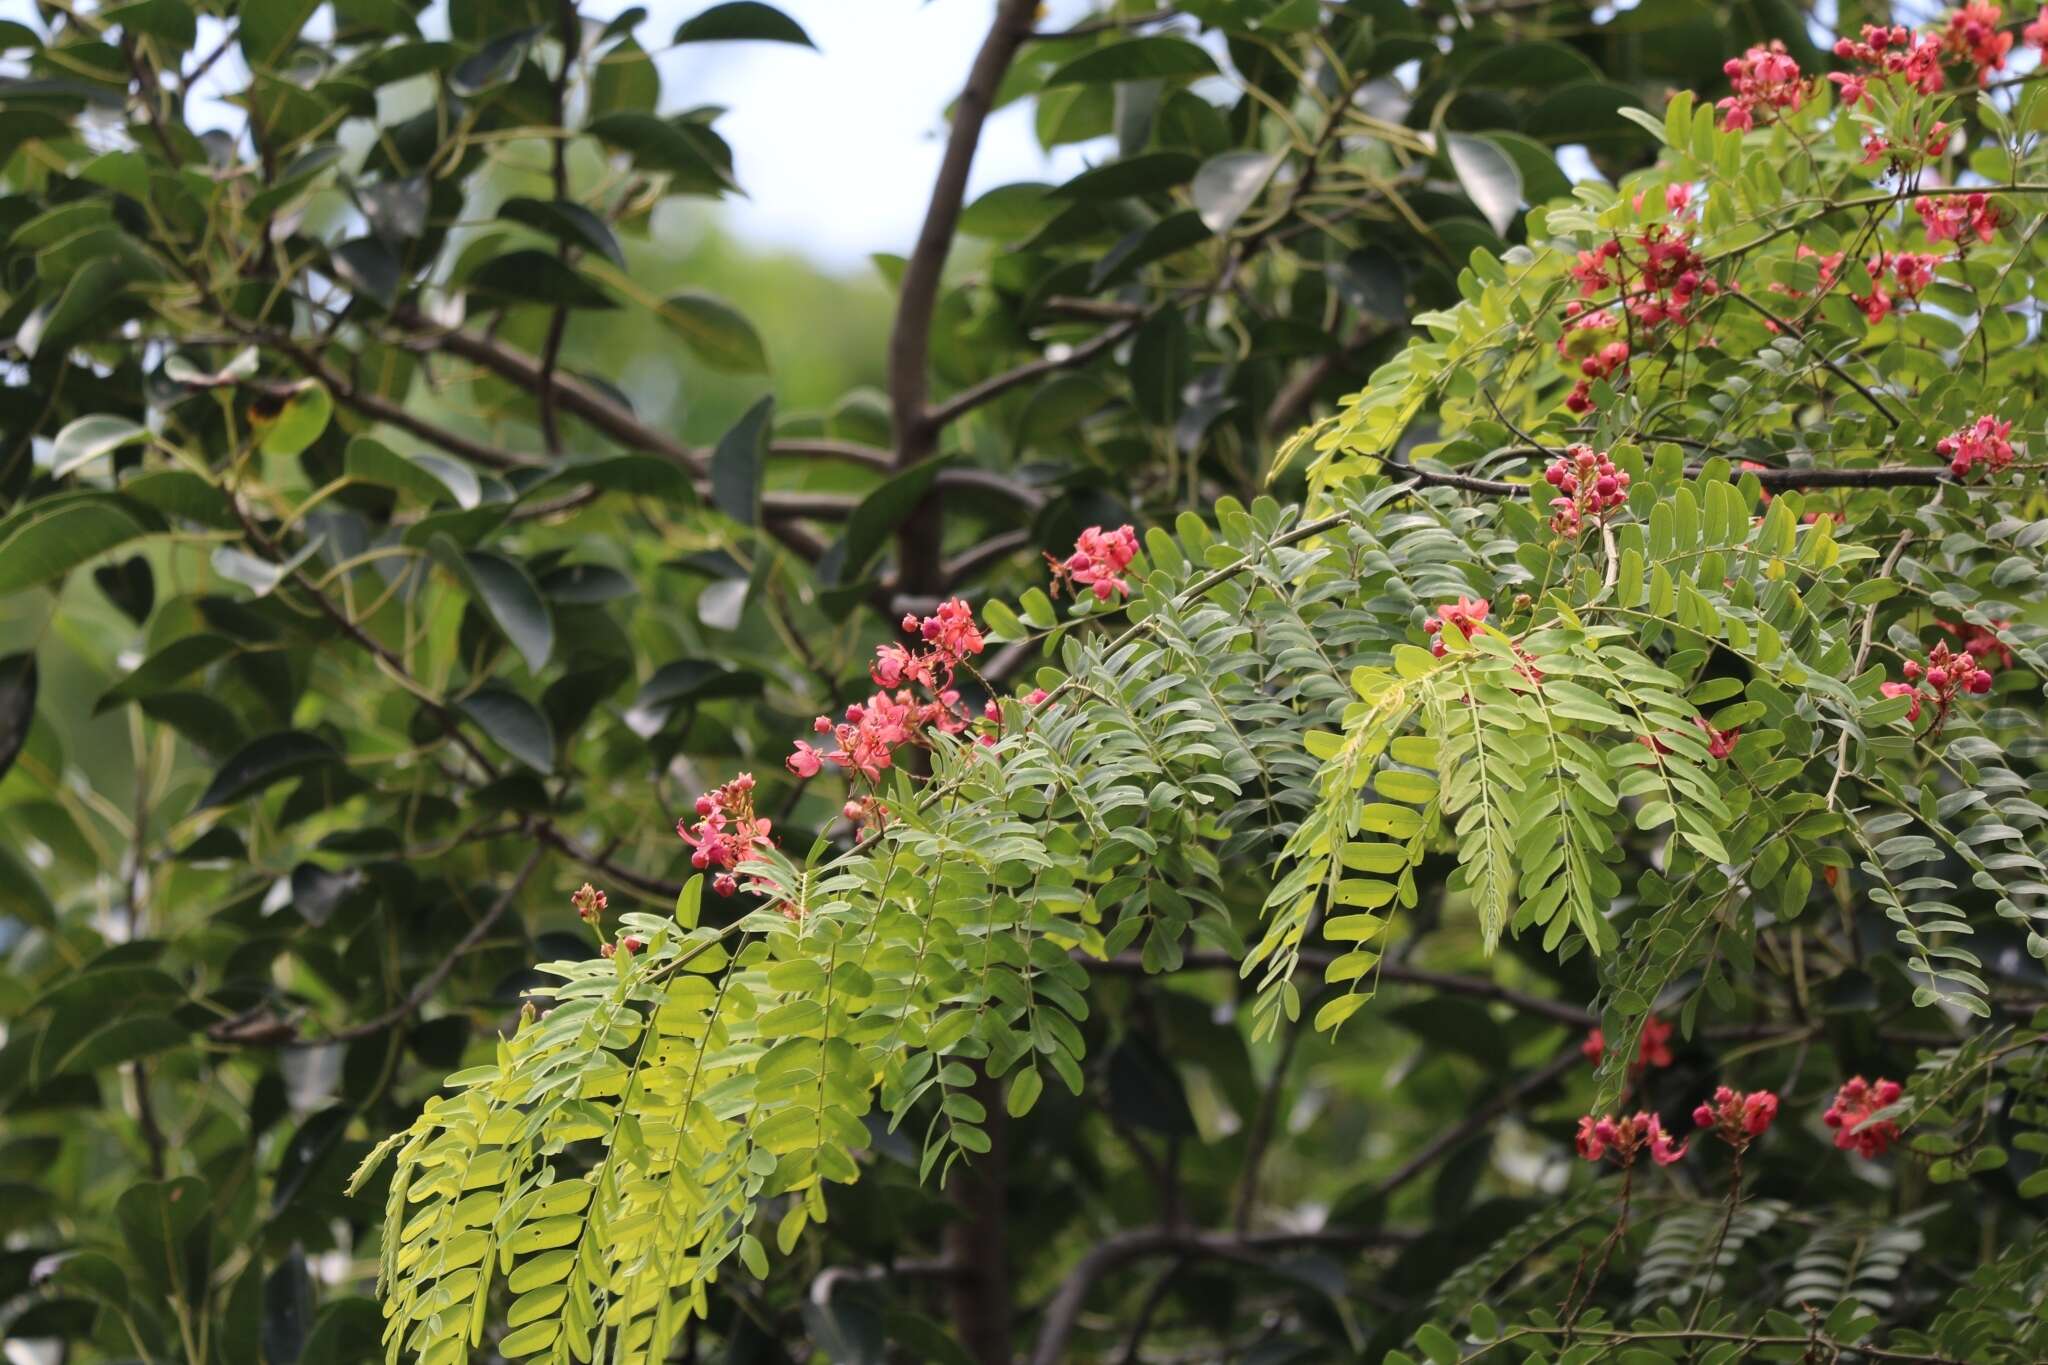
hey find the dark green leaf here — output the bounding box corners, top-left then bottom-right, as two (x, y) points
(0, 496), (161, 595)
(673, 2), (815, 47)
(93, 556), (155, 624)
(461, 686), (556, 772)
(660, 291), (766, 372)
(0, 652), (34, 785)
(449, 548), (555, 674)
(587, 112), (737, 195)
(498, 197), (627, 268)
(817, 457), (949, 587)
(196, 732), (340, 810)
(467, 250), (618, 310)
(1445, 133), (1523, 235)
(711, 395), (772, 525)
(1053, 152), (1198, 201)
(1045, 37), (1219, 87)
(96, 637), (236, 713)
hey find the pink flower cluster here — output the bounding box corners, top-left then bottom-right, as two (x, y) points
(1830, 23), (1945, 104)
(789, 598), (996, 795)
(1568, 227), (1716, 335)
(1824, 1076), (1903, 1157)
(1577, 1111), (1688, 1167)
(1052, 524), (1140, 602)
(1853, 249), (1944, 323)
(1693, 1086), (1780, 1148)
(571, 882), (607, 923)
(1423, 595), (1489, 657)
(677, 773), (775, 898)
(1936, 414), (2016, 478)
(1582, 1015), (1673, 1072)
(1898, 638), (1997, 721)
(1916, 192), (2001, 246)
(1943, 2), (2014, 81)
(1718, 41), (1809, 131)
(1543, 445), (1630, 536)
(1557, 305), (1629, 415)
(2029, 7), (2048, 54)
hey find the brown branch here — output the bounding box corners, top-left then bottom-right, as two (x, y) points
(944, 530), (1032, 587)
(1027, 1225), (1414, 1365)
(890, 0), (1042, 606)
(1372, 1046), (1580, 1200)
(925, 315), (1144, 430)
(314, 847), (547, 1044)
(1264, 316), (1382, 437)
(767, 437), (892, 469)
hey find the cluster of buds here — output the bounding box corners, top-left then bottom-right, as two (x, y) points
(1943, 1), (2013, 81)
(1824, 1076), (1903, 1157)
(790, 598), (997, 786)
(1582, 1015), (1673, 1072)
(1423, 596), (1490, 657)
(1717, 41), (1809, 131)
(1916, 192), (2001, 246)
(1050, 524), (1140, 602)
(1557, 305), (1629, 414)
(677, 773), (774, 898)
(600, 933), (646, 960)
(571, 882), (607, 923)
(1896, 639), (1996, 723)
(1935, 617), (2015, 672)
(1576, 1111), (1688, 1167)
(1936, 413), (2016, 478)
(1543, 445), (1630, 537)
(1830, 23), (1945, 105)
(1693, 1086), (1780, 1149)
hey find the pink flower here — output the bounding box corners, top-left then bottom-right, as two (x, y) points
(1576, 1111), (1688, 1167)
(1717, 41), (1808, 131)
(1944, 2), (2013, 80)
(2027, 6), (2048, 52)
(1693, 1086), (1780, 1146)
(1692, 715), (1740, 760)
(1052, 524), (1141, 602)
(786, 740), (825, 778)
(1824, 1076), (1903, 1157)
(1935, 413), (2015, 477)
(1881, 680), (1924, 723)
(1917, 193), (2001, 246)
(677, 774), (776, 895)
(1582, 1016), (1674, 1072)
(1543, 445), (1630, 537)
(1827, 71), (1868, 105)
(1025, 687), (1049, 706)
(1423, 595), (1491, 656)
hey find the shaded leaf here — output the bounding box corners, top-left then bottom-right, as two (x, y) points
(196, 732), (340, 810)
(1445, 132), (1523, 235)
(0, 652), (34, 784)
(461, 686), (555, 772)
(661, 291), (766, 372)
(1045, 36), (1218, 86)
(817, 457), (950, 586)
(1192, 150), (1282, 235)
(50, 414), (146, 478)
(711, 396), (772, 525)
(673, 2), (815, 47)
(498, 196), (627, 268)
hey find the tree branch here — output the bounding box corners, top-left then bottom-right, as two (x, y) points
(314, 847), (547, 1044)
(925, 315), (1144, 430)
(1027, 1225), (1414, 1365)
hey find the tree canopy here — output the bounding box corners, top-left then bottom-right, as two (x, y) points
(3, 2), (2048, 1364)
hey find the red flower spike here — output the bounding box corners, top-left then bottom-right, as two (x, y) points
(1693, 1085), (1780, 1148)
(1717, 42), (1808, 132)
(1424, 596), (1491, 657)
(1576, 1111), (1688, 1167)
(1824, 1076), (1904, 1157)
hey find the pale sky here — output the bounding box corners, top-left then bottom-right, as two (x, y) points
(0, 0), (1110, 272)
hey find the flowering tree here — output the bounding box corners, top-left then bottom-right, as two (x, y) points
(350, 6), (2048, 1363)
(7, 1), (2048, 1364)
